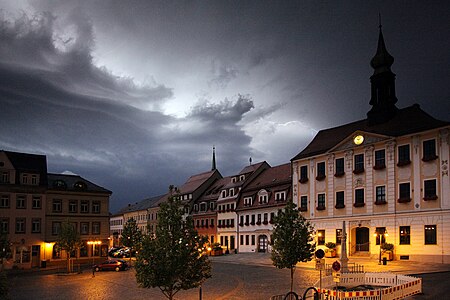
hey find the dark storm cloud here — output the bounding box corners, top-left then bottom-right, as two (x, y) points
(0, 10), (256, 212)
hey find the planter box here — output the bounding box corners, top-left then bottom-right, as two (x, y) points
(325, 250), (336, 258)
(210, 249), (223, 256)
(382, 251), (394, 261)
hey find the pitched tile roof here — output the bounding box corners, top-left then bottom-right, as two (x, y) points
(2, 150), (48, 185)
(118, 194), (165, 213)
(178, 169), (221, 194)
(292, 104), (449, 160)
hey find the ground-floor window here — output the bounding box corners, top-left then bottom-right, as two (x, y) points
(424, 225), (437, 245)
(317, 230), (325, 245)
(399, 226), (410, 245)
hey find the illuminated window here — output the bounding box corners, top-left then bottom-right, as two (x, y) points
(317, 230), (325, 245)
(399, 226), (410, 245)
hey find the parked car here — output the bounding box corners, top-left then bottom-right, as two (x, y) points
(109, 247), (130, 258)
(93, 259), (129, 272)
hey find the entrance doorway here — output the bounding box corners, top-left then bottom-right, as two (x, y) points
(355, 227), (369, 252)
(31, 245), (40, 267)
(258, 235), (268, 252)
(230, 236), (235, 250)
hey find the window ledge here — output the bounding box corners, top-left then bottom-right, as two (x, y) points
(353, 168), (364, 175)
(335, 204), (345, 209)
(423, 195), (438, 201)
(373, 164), (386, 170)
(299, 178), (309, 184)
(353, 202), (365, 208)
(397, 160), (411, 167)
(315, 175), (326, 181)
(422, 155), (438, 162)
(316, 206), (326, 211)
(374, 200), (387, 205)
(397, 198), (411, 203)
(334, 172), (345, 178)
(299, 207), (308, 212)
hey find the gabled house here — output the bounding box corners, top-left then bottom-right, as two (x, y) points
(216, 161), (270, 252)
(236, 163), (291, 253)
(0, 150), (47, 268)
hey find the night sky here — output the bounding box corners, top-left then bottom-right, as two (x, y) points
(1, 1), (449, 213)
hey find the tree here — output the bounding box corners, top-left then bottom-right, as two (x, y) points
(56, 220), (83, 273)
(271, 200), (316, 295)
(120, 218), (143, 263)
(135, 191), (211, 300)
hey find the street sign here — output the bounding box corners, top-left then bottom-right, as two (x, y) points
(315, 258), (325, 270)
(333, 272), (341, 283)
(315, 249), (325, 259)
(332, 260), (341, 272)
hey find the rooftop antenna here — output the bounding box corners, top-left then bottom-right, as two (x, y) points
(249, 157), (252, 165)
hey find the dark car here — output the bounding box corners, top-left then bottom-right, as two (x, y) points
(93, 259), (129, 272)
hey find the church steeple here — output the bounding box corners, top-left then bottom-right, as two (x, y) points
(211, 146), (216, 171)
(367, 22), (398, 125)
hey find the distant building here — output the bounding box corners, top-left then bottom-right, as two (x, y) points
(236, 163), (291, 253)
(291, 27), (450, 263)
(0, 150), (112, 269)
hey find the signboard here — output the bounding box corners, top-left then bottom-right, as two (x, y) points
(315, 258), (325, 271)
(315, 249), (325, 259)
(332, 260), (341, 272)
(333, 272), (341, 283)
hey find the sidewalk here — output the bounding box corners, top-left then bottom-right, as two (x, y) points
(209, 252), (450, 275)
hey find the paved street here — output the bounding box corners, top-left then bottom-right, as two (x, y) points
(6, 253), (450, 299)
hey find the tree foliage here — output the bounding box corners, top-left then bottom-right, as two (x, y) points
(120, 217), (143, 257)
(271, 200), (316, 294)
(135, 192), (211, 300)
(0, 232), (11, 272)
(56, 220), (83, 273)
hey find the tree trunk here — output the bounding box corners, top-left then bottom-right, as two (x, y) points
(290, 267), (294, 295)
(67, 256), (71, 273)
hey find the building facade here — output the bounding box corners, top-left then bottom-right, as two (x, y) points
(291, 28), (450, 263)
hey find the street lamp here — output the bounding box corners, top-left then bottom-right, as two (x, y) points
(373, 230), (388, 264)
(87, 240), (102, 265)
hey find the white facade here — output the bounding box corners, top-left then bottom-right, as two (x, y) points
(292, 128), (450, 263)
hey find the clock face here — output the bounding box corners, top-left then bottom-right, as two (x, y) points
(353, 135), (364, 145)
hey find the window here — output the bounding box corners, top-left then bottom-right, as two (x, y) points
(239, 215), (244, 226)
(31, 218), (41, 233)
(422, 139), (437, 161)
(1, 172), (9, 183)
(424, 179), (437, 200)
(200, 203), (207, 212)
(239, 175), (245, 181)
(15, 218), (26, 233)
(240, 235), (244, 245)
(374, 149), (386, 169)
(229, 188), (235, 197)
(32, 196), (41, 209)
(251, 214), (255, 225)
(92, 222), (100, 235)
(399, 226), (410, 245)
(375, 186), (386, 204)
(0, 218), (9, 234)
(244, 197), (253, 206)
(336, 229), (343, 245)
(209, 202), (215, 211)
(257, 214), (261, 224)
(74, 181), (87, 190)
(398, 144), (411, 166)
(424, 225), (437, 245)
(335, 191), (345, 209)
(16, 195), (26, 209)
(0, 195), (10, 208)
(69, 200), (78, 213)
(398, 182), (411, 203)
(31, 174), (38, 185)
(275, 191), (286, 201)
(21, 173), (28, 184)
(92, 201), (101, 213)
(316, 162), (326, 180)
(317, 194), (325, 210)
(263, 213), (268, 223)
(81, 200), (89, 213)
(300, 196), (308, 211)
(259, 191), (268, 204)
(52, 199), (62, 212)
(52, 222), (61, 235)
(317, 230), (325, 245)
(375, 227), (386, 245)
(245, 235), (249, 245)
(354, 189), (365, 207)
(335, 158), (345, 176)
(354, 154), (364, 174)
(251, 235), (255, 245)
(210, 219), (214, 226)
(300, 165), (308, 183)
(245, 215), (249, 226)
(80, 222), (89, 235)
(220, 190), (227, 198)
